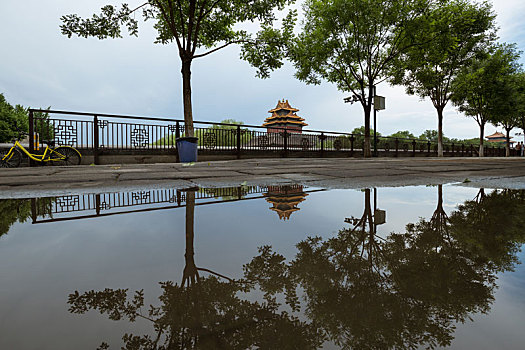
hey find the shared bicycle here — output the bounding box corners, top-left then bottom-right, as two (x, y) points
(1, 127), (82, 168)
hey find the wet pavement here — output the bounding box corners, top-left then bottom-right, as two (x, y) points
(2, 157), (525, 198)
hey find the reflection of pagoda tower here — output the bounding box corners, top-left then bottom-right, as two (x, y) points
(264, 185), (309, 221)
(263, 99), (308, 134)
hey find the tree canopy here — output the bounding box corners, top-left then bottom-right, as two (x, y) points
(451, 44), (522, 156)
(288, 0), (431, 157)
(391, 0), (496, 156)
(0, 94), (28, 143)
(61, 0), (296, 136)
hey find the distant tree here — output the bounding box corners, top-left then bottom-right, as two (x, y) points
(0, 94), (28, 143)
(390, 130), (415, 139)
(418, 129), (450, 143)
(288, 0), (430, 157)
(391, 0), (496, 157)
(452, 44), (521, 157)
(61, 0), (296, 137)
(352, 126), (381, 137)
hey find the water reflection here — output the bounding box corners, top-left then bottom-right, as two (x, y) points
(68, 188), (323, 349)
(18, 185), (315, 225)
(0, 197), (53, 237)
(58, 185), (525, 349)
(264, 185), (309, 221)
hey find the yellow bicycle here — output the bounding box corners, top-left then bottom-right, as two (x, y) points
(1, 128), (82, 168)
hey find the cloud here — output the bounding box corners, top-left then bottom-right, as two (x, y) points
(0, 0), (523, 140)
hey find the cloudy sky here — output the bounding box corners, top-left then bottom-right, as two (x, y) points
(1, 0), (524, 139)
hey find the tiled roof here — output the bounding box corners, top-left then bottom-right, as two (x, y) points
(486, 132), (508, 139)
(268, 99), (299, 113)
(264, 100), (308, 127)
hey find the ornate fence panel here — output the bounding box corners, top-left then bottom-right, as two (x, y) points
(27, 109), (508, 165)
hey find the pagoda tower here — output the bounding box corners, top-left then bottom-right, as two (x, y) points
(263, 99), (308, 134)
(264, 185), (309, 221)
(486, 131), (514, 145)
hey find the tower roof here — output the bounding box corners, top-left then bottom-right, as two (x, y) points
(264, 100), (308, 128)
(268, 99), (299, 113)
(263, 111), (308, 127)
(486, 131), (506, 139)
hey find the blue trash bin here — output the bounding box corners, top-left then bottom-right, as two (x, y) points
(176, 137), (198, 163)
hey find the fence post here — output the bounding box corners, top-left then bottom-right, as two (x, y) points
(412, 140), (416, 157)
(320, 133), (325, 157)
(27, 109), (35, 167)
(395, 138), (399, 158)
(236, 125), (241, 159)
(283, 130), (288, 158)
(237, 186), (242, 200)
(175, 121), (180, 163)
(31, 198), (37, 223)
(350, 135), (354, 157)
(93, 115), (100, 165)
(427, 141), (431, 156)
(95, 194), (101, 216)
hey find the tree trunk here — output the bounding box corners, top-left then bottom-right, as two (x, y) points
(181, 59), (195, 137)
(505, 128), (511, 157)
(363, 105), (372, 158)
(182, 191), (197, 286)
(479, 122), (485, 157)
(437, 107), (444, 157)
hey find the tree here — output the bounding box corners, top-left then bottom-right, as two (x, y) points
(451, 44), (521, 157)
(418, 129), (450, 143)
(515, 72), (525, 147)
(390, 130), (415, 139)
(61, 0), (295, 137)
(391, 0), (496, 157)
(0, 94), (28, 143)
(288, 0), (430, 157)
(491, 69), (524, 156)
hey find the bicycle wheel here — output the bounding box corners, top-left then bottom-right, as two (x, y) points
(0, 148), (22, 168)
(53, 147), (81, 166)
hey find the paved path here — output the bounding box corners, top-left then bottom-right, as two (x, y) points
(1, 157), (525, 198)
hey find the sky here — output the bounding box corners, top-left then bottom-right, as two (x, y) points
(1, 0), (524, 140)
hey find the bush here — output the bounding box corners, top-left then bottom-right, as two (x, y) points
(0, 94), (28, 143)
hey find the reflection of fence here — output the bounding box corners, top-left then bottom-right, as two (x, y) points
(32, 186), (326, 224)
(27, 109), (510, 165)
(43, 186), (268, 216)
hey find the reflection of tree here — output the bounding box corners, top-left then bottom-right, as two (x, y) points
(384, 186), (495, 334)
(68, 190), (323, 349)
(199, 185), (252, 202)
(66, 186), (525, 349)
(245, 187), (525, 349)
(0, 199), (32, 237)
(0, 198), (53, 237)
(449, 188), (525, 273)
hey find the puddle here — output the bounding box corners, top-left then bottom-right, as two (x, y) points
(1, 185), (524, 349)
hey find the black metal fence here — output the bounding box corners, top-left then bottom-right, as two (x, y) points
(28, 109), (510, 165)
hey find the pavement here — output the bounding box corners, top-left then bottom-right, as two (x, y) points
(1, 157), (525, 198)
